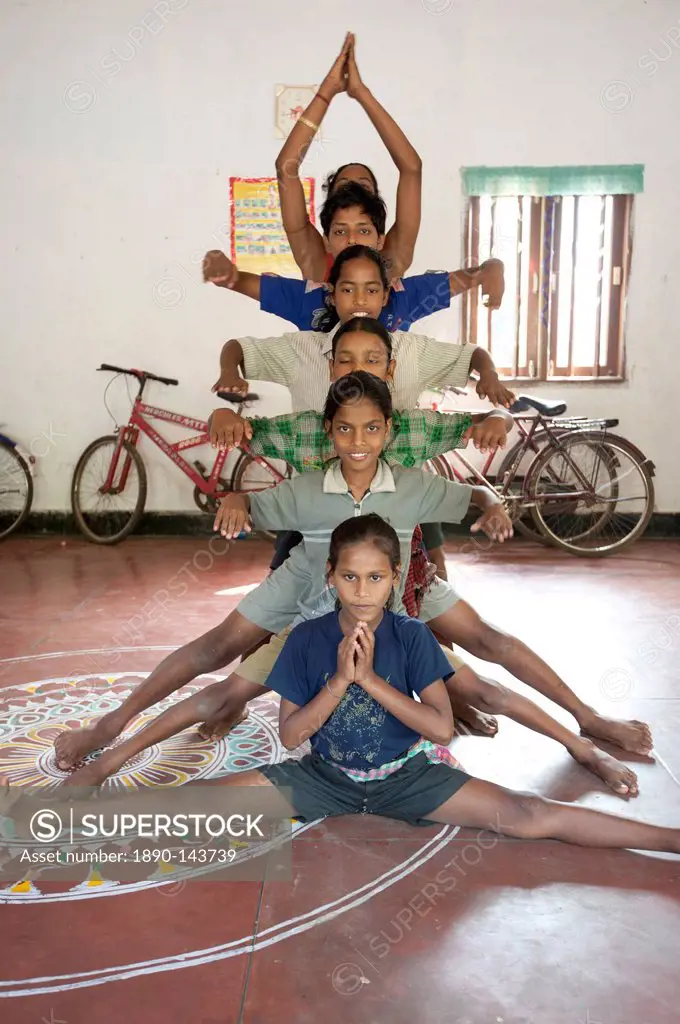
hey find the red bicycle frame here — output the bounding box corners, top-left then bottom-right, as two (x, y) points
(101, 395), (287, 496)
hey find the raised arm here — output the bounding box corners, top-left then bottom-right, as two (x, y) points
(275, 34), (352, 280)
(346, 40), (422, 279)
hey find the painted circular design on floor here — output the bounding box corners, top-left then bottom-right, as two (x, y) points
(0, 651), (459, 997)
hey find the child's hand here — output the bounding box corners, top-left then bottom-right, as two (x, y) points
(319, 33), (352, 100)
(470, 504), (514, 543)
(463, 415), (510, 454)
(480, 258), (505, 310)
(213, 495), (251, 539)
(337, 628), (359, 685)
(212, 371), (250, 397)
(209, 409), (253, 450)
(203, 250), (239, 289)
(354, 622), (375, 682)
(346, 37), (366, 100)
(476, 370), (515, 409)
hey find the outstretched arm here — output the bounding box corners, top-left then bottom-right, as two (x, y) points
(213, 339), (248, 396)
(203, 251), (260, 301)
(347, 40), (422, 279)
(449, 258), (505, 310)
(275, 34), (352, 280)
(469, 346), (515, 408)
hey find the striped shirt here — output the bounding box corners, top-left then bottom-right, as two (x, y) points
(239, 322), (474, 412)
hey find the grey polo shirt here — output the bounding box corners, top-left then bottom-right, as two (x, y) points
(239, 460), (472, 628)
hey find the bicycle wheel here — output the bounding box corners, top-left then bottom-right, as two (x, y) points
(0, 439), (33, 540)
(231, 453), (292, 494)
(71, 435), (147, 544)
(231, 453), (292, 541)
(527, 433), (654, 556)
(495, 429), (583, 543)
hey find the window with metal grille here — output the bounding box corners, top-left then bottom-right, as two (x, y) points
(461, 166), (642, 382)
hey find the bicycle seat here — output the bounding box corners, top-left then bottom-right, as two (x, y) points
(510, 395), (567, 416)
(216, 390), (260, 404)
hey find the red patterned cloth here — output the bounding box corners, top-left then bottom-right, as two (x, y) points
(402, 525), (436, 618)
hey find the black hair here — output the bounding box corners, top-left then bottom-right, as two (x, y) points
(323, 164), (379, 196)
(316, 244), (390, 334)
(319, 181), (387, 238)
(322, 370), (393, 426)
(328, 514), (401, 611)
(331, 316), (393, 361)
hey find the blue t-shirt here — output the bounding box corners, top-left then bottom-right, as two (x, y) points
(259, 272), (451, 332)
(266, 611), (455, 771)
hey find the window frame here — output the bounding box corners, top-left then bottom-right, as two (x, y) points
(462, 192), (634, 384)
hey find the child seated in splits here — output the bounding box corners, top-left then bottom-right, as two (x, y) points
(30, 516), (680, 858)
(55, 377), (643, 796)
(241, 515), (676, 854)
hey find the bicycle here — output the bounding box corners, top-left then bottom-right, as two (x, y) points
(0, 430), (34, 540)
(426, 392), (655, 556)
(71, 363), (292, 544)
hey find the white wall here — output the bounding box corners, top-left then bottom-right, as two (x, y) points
(1, 0), (678, 511)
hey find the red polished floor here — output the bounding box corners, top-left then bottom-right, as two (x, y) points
(1, 534), (679, 1024)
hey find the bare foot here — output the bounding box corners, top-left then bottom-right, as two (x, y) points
(62, 748), (124, 788)
(580, 714), (652, 756)
(197, 708), (249, 742)
(54, 721), (118, 771)
(452, 704), (499, 737)
(572, 739), (639, 797)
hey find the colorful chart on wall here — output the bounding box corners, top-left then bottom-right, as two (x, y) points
(229, 176), (315, 277)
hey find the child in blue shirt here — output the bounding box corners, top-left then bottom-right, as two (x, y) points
(242, 515), (680, 847)
(203, 183), (504, 331)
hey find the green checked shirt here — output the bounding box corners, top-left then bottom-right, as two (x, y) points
(244, 408), (473, 473)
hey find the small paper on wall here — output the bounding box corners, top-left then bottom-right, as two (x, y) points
(229, 176), (316, 277)
(274, 85), (320, 139)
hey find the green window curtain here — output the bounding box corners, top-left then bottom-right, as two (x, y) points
(461, 165), (644, 196)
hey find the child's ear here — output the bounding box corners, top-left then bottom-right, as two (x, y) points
(326, 562), (335, 587)
(376, 234), (386, 252)
(385, 416), (392, 440)
(387, 358), (396, 382)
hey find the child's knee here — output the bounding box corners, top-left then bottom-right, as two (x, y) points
(498, 791), (547, 838)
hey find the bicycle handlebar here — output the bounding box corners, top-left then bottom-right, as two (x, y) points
(98, 363), (179, 387)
